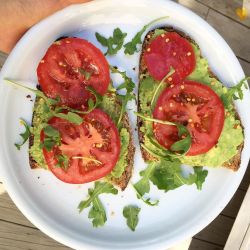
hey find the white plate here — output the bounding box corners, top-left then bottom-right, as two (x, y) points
(0, 0), (249, 249)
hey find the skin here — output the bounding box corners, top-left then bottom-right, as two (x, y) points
(0, 0), (91, 53)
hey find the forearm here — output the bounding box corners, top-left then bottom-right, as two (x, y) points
(0, 0), (90, 53)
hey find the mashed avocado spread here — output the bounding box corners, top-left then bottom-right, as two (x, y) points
(139, 30), (244, 167)
(30, 88), (129, 177)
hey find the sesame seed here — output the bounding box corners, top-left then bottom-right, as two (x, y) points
(147, 48), (151, 52)
(181, 85), (185, 89)
(170, 84), (174, 88)
(173, 52), (176, 56)
(161, 34), (166, 38)
(165, 38), (169, 42)
(65, 40), (70, 43)
(168, 77), (173, 81)
(159, 106), (163, 111)
(147, 34), (151, 39)
(170, 103), (173, 108)
(40, 60), (45, 64)
(188, 118), (193, 122)
(187, 52), (192, 56)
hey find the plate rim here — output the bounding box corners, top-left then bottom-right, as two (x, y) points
(0, 0), (249, 249)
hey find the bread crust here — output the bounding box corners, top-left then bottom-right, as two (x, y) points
(138, 27), (243, 171)
(29, 96), (135, 189)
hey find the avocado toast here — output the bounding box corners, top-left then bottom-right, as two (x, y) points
(27, 37), (135, 190)
(138, 27), (244, 170)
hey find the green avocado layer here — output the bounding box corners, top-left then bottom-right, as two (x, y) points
(139, 31), (244, 167)
(30, 87), (129, 177)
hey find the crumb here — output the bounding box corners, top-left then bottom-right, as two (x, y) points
(30, 100), (33, 102)
(133, 67), (136, 71)
(26, 95), (31, 98)
(135, 128), (137, 131)
(37, 177), (40, 179)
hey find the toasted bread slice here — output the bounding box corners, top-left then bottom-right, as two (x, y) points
(29, 94), (135, 190)
(138, 27), (243, 171)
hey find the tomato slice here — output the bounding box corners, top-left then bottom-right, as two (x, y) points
(143, 32), (196, 84)
(153, 80), (225, 156)
(37, 38), (110, 108)
(42, 109), (120, 184)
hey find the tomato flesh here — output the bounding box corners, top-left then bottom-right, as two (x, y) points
(37, 38), (110, 108)
(144, 32), (196, 84)
(153, 80), (225, 156)
(42, 109), (120, 184)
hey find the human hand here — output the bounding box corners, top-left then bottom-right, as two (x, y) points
(0, 0), (91, 53)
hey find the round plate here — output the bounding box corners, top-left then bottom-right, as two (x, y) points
(0, 0), (249, 249)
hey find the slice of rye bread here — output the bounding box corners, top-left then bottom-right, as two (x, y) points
(138, 27), (244, 171)
(29, 97), (135, 190)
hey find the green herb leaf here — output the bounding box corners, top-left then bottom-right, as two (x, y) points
(123, 206), (141, 231)
(133, 162), (159, 206)
(96, 28), (127, 55)
(150, 160), (208, 192)
(79, 68), (92, 80)
(54, 112), (83, 125)
(88, 196), (107, 227)
(43, 125), (60, 138)
(110, 66), (135, 128)
(124, 16), (168, 55)
(135, 113), (191, 155)
(42, 125), (61, 151)
(78, 182), (118, 227)
(193, 167), (208, 190)
(221, 76), (250, 107)
(56, 154), (69, 170)
(15, 119), (31, 150)
(151, 67), (175, 109)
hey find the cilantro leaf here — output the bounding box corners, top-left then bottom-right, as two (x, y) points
(78, 182), (118, 227)
(110, 66), (135, 128)
(96, 28), (127, 55)
(54, 112), (83, 125)
(124, 16), (168, 55)
(15, 119), (31, 150)
(123, 205), (141, 231)
(221, 76), (250, 107)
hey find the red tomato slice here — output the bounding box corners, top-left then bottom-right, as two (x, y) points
(144, 32), (196, 84)
(37, 38), (110, 108)
(153, 80), (225, 156)
(42, 109), (120, 184)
